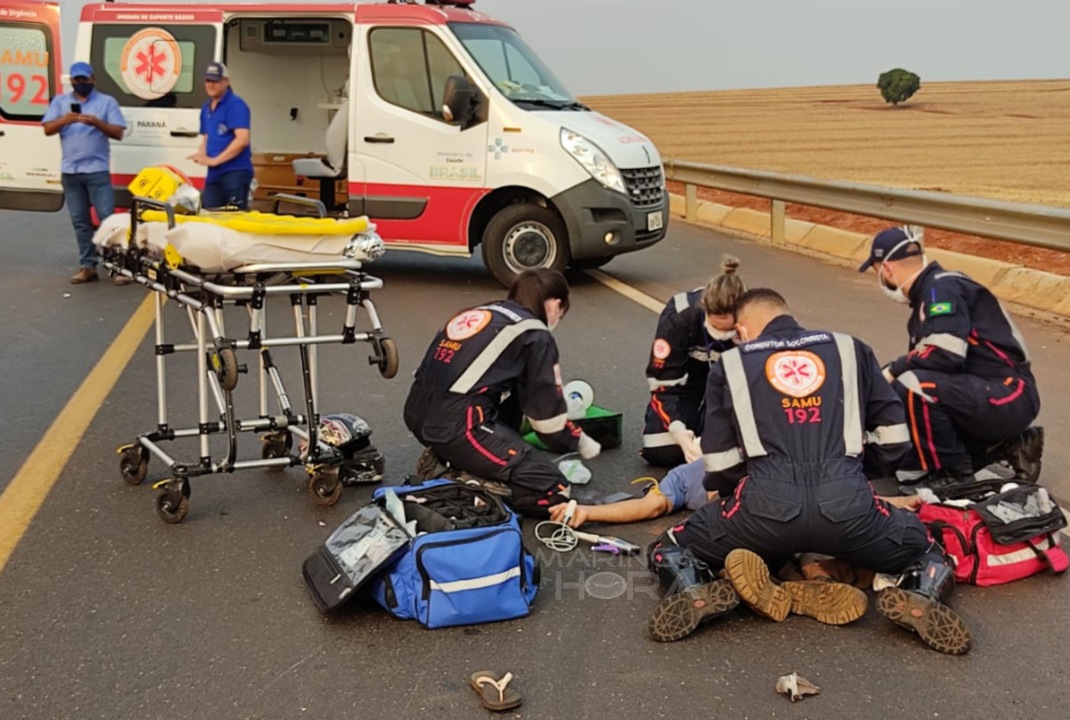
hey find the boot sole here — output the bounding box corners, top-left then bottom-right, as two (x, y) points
(782, 581), (869, 625)
(725, 549), (791, 622)
(876, 588), (972, 655)
(648, 580), (739, 643)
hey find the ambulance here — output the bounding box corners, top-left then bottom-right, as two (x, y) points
(0, 0), (667, 284)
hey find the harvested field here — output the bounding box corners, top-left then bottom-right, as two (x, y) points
(584, 80), (1070, 274)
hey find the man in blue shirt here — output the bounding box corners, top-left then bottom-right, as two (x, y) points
(189, 62), (253, 210)
(42, 61), (126, 284)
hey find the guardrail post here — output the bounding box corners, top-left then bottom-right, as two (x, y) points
(685, 184), (697, 223)
(771, 200), (786, 245)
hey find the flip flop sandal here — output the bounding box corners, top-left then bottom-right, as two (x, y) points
(470, 670), (522, 712)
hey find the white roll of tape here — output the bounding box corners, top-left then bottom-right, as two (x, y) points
(563, 379), (594, 420)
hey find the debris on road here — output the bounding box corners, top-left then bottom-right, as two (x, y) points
(776, 673), (821, 702)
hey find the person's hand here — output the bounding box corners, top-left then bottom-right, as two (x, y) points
(548, 503), (587, 528)
(681, 433), (702, 463)
(578, 432), (601, 460)
(64, 112), (80, 125)
(77, 114), (98, 126)
(188, 150), (211, 167)
(882, 365), (895, 383)
(883, 495), (923, 512)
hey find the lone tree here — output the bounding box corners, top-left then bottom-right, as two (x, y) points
(877, 68), (921, 105)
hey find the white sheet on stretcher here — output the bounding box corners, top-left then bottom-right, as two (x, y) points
(93, 213), (374, 272)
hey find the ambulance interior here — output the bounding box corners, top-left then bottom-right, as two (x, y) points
(223, 16), (354, 211)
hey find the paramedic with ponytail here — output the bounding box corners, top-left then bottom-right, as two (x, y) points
(404, 269), (600, 517)
(641, 256), (746, 467)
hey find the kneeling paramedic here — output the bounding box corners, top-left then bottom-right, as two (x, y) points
(859, 226), (1043, 497)
(404, 269), (600, 517)
(646, 289), (971, 655)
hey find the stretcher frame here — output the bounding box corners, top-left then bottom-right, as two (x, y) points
(98, 195), (398, 524)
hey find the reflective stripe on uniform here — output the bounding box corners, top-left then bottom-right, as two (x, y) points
(915, 333), (968, 357)
(721, 349), (767, 458)
(529, 413), (568, 434)
(998, 303), (1032, 363)
(895, 371), (936, 402)
(689, 348), (720, 363)
(834, 332), (863, 457)
(673, 292), (689, 314)
(449, 319), (547, 394)
(642, 432), (676, 448)
(704, 447), (743, 472)
(866, 423), (911, 445)
(648, 373), (689, 392)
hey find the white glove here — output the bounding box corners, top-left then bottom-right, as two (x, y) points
(681, 434), (703, 464)
(882, 365), (895, 383)
(577, 432), (602, 460)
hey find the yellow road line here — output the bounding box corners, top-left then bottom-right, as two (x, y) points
(0, 294), (156, 572)
(584, 269), (664, 314)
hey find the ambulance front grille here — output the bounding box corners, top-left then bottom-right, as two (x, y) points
(621, 166), (664, 208)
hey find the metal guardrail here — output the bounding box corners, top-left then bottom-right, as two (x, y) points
(664, 159), (1070, 253)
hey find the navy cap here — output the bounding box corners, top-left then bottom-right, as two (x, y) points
(204, 62), (229, 81)
(69, 61), (93, 79)
(858, 226), (924, 272)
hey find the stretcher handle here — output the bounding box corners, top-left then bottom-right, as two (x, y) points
(131, 196), (176, 230)
(271, 193), (327, 219)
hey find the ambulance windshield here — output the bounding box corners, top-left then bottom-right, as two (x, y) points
(450, 23), (584, 110)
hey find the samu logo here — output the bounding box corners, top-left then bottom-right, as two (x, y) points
(216, 123), (229, 136)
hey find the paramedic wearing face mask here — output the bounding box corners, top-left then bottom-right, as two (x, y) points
(404, 269), (600, 517)
(859, 227), (1043, 497)
(188, 62), (253, 210)
(641, 256), (747, 467)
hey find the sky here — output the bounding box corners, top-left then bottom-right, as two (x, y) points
(54, 0), (1070, 95)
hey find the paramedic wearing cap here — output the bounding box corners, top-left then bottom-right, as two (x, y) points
(42, 62), (126, 285)
(646, 289), (971, 655)
(859, 226), (1042, 495)
(189, 62), (253, 210)
(642, 256), (747, 467)
(404, 269), (601, 518)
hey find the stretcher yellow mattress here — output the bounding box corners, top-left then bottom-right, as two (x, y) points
(93, 211), (380, 272)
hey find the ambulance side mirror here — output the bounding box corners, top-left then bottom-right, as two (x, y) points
(441, 75), (477, 127)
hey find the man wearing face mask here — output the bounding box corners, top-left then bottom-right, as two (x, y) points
(859, 227), (1043, 497)
(641, 256), (747, 467)
(42, 62), (126, 285)
(403, 269), (600, 517)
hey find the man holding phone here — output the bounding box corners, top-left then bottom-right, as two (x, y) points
(42, 61), (126, 284)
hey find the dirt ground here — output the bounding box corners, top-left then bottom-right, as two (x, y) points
(585, 80), (1070, 276)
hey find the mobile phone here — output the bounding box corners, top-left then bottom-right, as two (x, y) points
(70, 102), (82, 113)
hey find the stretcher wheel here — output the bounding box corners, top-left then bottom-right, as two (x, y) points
(309, 469), (343, 506)
(261, 432), (293, 465)
(213, 347), (239, 392)
(119, 445), (149, 486)
(376, 337), (399, 379)
(155, 479), (191, 524)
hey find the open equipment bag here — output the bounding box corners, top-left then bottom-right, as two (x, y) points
(919, 484), (1069, 586)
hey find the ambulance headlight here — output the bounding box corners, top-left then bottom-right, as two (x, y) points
(345, 231), (385, 262)
(560, 128), (625, 194)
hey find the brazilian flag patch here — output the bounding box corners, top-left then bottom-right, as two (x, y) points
(929, 301), (954, 316)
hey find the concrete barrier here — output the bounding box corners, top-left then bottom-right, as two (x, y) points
(669, 192), (1070, 319)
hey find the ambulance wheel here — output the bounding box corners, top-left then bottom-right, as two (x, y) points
(570, 257), (612, 271)
(376, 337), (399, 379)
(119, 445), (149, 486)
(484, 203), (570, 287)
(261, 432), (292, 464)
(309, 469), (343, 506)
(214, 348), (239, 392)
(155, 479), (190, 524)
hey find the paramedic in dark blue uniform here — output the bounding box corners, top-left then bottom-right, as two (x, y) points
(647, 289), (971, 655)
(404, 269), (601, 517)
(189, 62), (253, 210)
(642, 256), (746, 467)
(859, 226), (1043, 494)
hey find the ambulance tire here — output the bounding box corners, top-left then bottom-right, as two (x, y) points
(484, 203), (570, 287)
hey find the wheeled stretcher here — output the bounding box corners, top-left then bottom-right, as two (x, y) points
(95, 194), (398, 524)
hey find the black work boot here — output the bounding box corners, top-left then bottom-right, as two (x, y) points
(647, 544), (739, 642)
(900, 460), (988, 500)
(977, 426), (1044, 484)
(876, 561), (972, 655)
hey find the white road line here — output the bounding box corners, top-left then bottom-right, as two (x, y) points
(584, 269), (663, 314)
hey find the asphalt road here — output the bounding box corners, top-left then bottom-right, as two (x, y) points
(1, 209), (1068, 720)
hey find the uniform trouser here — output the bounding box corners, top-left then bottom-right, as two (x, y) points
(427, 418), (570, 518)
(893, 370), (1039, 472)
(641, 393), (703, 467)
(669, 488), (943, 575)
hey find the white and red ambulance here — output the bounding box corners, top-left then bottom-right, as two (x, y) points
(0, 0), (667, 284)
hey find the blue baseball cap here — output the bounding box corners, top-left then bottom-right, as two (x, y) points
(204, 61), (229, 81)
(858, 226), (924, 272)
(69, 61), (94, 79)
